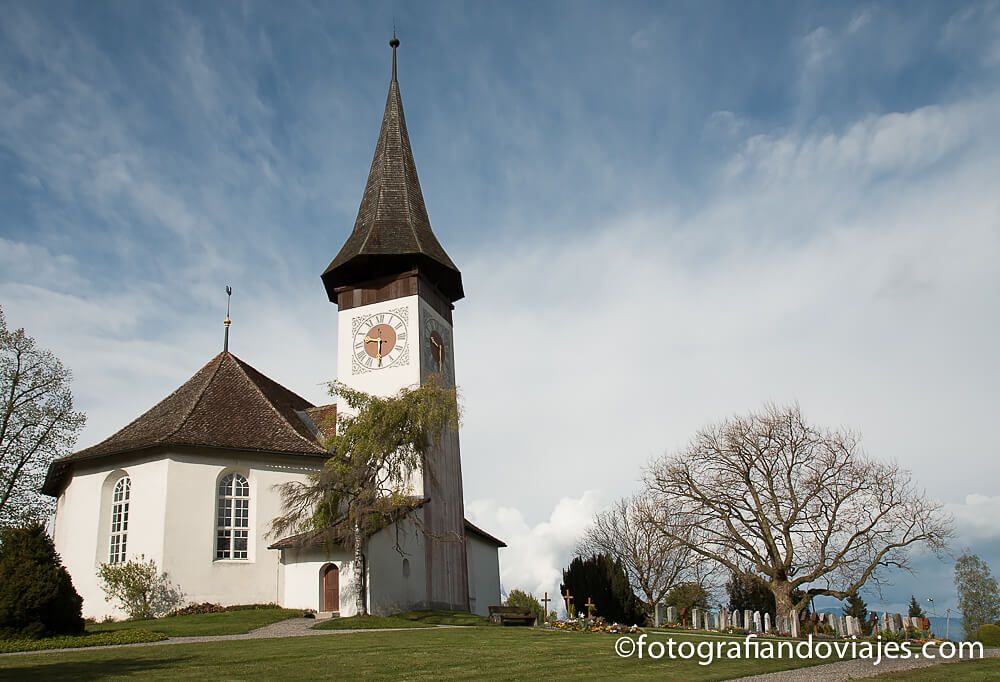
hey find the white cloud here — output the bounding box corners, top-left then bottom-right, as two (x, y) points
(466, 492), (605, 610)
(947, 494), (1000, 541)
(0, 238), (83, 291)
(456, 91), (1000, 519)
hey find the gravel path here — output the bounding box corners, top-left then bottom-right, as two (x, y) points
(0, 618), (449, 657)
(730, 644), (999, 681)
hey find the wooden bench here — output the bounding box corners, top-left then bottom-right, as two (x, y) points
(488, 605), (537, 626)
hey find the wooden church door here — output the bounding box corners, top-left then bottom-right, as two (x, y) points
(323, 564), (340, 611)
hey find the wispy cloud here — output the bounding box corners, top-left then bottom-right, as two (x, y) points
(1, 1), (998, 613)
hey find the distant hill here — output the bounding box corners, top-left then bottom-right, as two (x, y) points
(927, 615), (965, 641)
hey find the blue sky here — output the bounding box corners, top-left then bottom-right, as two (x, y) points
(2, 1), (999, 618)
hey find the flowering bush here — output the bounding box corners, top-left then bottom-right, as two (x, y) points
(97, 556), (184, 620)
(547, 617), (642, 634)
(170, 603), (226, 616)
(168, 602), (282, 617)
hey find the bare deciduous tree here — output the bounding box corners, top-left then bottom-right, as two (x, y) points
(578, 494), (700, 622)
(644, 404), (952, 620)
(0, 306), (85, 527)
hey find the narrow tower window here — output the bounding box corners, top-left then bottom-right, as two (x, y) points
(108, 476), (130, 564)
(216, 473), (250, 560)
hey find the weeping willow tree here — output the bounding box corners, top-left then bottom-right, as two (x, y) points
(270, 378), (459, 615)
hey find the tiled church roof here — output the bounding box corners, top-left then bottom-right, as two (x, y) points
(321, 38), (464, 303)
(42, 352), (330, 495)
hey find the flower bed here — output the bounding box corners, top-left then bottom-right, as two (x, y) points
(546, 618), (642, 634)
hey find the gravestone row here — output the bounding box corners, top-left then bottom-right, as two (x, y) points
(658, 606), (929, 639)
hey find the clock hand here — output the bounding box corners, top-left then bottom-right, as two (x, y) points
(363, 335), (384, 366)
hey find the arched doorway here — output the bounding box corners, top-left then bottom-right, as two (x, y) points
(322, 564), (340, 612)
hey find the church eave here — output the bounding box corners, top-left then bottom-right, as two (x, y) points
(41, 443), (330, 497)
(321, 253), (464, 303)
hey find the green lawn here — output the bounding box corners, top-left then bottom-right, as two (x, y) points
(312, 615), (432, 630)
(0, 630), (167, 654)
(85, 608), (302, 637)
(873, 658), (1000, 680)
(0, 627), (848, 681)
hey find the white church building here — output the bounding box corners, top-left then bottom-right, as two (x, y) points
(41, 38), (504, 620)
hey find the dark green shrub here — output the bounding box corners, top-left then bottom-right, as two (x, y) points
(505, 589), (544, 624)
(977, 623), (1000, 647)
(561, 554), (645, 625)
(0, 523), (84, 639)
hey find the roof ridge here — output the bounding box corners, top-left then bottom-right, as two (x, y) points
(228, 354), (327, 451)
(361, 80), (392, 251)
(162, 353), (226, 443)
(397, 85), (425, 255)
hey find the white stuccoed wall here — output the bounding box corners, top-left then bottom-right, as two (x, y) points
(52, 449), (321, 620)
(278, 546), (355, 614)
(54, 454), (170, 620)
(466, 534), (501, 617)
(159, 451), (320, 609)
(367, 516), (428, 615)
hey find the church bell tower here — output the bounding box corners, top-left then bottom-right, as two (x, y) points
(321, 37), (469, 612)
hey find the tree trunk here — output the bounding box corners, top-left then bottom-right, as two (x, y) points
(772, 580), (794, 621)
(353, 521), (367, 616)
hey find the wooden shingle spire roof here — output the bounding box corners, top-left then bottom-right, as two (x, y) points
(42, 352), (331, 495)
(321, 37), (464, 303)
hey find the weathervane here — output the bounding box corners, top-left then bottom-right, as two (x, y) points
(223, 285), (232, 353)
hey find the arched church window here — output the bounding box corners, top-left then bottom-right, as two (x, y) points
(216, 473), (250, 560)
(108, 476), (130, 564)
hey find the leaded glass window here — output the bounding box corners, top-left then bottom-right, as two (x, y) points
(215, 473), (249, 560)
(108, 476), (130, 563)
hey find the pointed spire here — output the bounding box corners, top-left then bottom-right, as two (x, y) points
(223, 285), (232, 353)
(390, 33), (399, 82)
(321, 36), (464, 303)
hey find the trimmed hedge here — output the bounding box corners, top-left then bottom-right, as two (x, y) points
(977, 623), (1000, 647)
(0, 629), (167, 653)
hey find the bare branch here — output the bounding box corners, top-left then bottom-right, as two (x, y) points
(643, 404), (953, 618)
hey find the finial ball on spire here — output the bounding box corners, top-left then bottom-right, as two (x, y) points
(389, 36), (400, 49)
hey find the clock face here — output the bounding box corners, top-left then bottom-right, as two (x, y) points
(352, 311), (408, 371)
(421, 313), (453, 383)
(428, 331), (445, 371)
